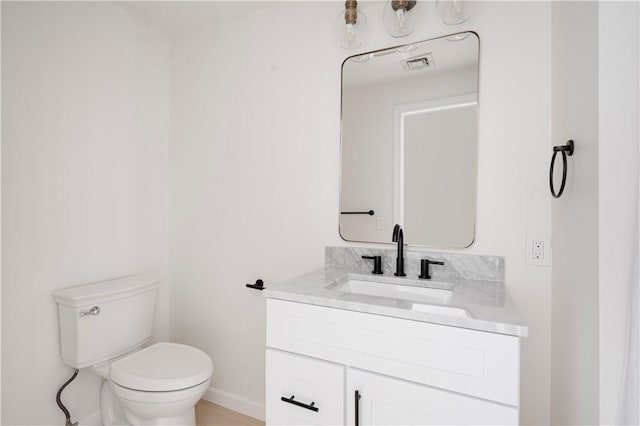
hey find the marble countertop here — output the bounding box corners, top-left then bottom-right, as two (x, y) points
(264, 267), (528, 337)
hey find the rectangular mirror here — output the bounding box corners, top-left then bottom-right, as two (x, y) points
(339, 32), (479, 248)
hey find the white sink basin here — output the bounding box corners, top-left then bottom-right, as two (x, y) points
(334, 279), (453, 304)
(411, 303), (471, 318)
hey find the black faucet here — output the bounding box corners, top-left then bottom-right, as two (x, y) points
(392, 224), (406, 276)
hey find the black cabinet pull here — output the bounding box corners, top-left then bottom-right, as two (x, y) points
(280, 395), (319, 412)
(355, 390), (361, 426)
(245, 279), (265, 291)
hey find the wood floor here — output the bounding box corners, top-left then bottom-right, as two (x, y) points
(196, 401), (265, 426)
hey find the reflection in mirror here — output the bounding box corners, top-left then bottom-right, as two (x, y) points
(340, 32), (479, 248)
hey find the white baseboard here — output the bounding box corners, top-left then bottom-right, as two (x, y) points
(78, 410), (101, 426)
(202, 386), (266, 422)
(78, 390), (264, 425)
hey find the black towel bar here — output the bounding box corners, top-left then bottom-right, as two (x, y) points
(340, 210), (374, 215)
(245, 279), (265, 291)
(550, 140), (574, 198)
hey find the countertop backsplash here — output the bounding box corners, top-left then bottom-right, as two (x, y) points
(326, 246), (504, 283)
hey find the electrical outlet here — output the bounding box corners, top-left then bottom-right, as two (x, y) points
(532, 240), (544, 260)
(526, 234), (551, 266)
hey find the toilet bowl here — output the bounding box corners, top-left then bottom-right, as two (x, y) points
(53, 276), (214, 426)
(108, 342), (214, 425)
(110, 379), (211, 425)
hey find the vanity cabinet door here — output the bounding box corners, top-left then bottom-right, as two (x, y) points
(266, 349), (345, 425)
(346, 369), (518, 426)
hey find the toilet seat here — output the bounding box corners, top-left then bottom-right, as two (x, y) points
(110, 379), (211, 403)
(110, 342), (214, 392)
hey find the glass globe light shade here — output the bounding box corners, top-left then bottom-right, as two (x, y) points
(383, 0), (417, 38)
(436, 0), (470, 25)
(334, 4), (368, 50)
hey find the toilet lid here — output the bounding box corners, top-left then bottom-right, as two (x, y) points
(110, 342), (214, 391)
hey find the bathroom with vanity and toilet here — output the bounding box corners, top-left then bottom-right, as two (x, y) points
(2, 1), (639, 426)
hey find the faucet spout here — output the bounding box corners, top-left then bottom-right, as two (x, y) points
(392, 224), (406, 276)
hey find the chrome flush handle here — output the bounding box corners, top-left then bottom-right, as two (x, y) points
(79, 306), (100, 317)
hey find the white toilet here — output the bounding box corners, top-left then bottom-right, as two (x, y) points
(53, 275), (214, 426)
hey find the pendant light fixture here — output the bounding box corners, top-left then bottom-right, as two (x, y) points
(334, 0), (368, 50)
(382, 0), (417, 38)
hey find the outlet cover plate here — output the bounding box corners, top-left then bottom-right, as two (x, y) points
(526, 233), (551, 266)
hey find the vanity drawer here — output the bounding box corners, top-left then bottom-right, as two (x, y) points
(267, 299), (520, 406)
(266, 349), (345, 425)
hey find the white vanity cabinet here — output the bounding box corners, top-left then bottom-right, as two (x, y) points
(266, 299), (521, 425)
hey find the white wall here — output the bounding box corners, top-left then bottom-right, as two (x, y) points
(0, 2), (3, 420)
(1, 2), (170, 424)
(169, 2), (552, 423)
(550, 3), (600, 424)
(550, 3), (640, 424)
(169, 3), (341, 417)
(598, 2), (639, 424)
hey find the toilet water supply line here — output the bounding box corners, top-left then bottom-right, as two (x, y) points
(56, 368), (80, 426)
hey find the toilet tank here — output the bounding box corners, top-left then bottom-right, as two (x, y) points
(53, 275), (158, 369)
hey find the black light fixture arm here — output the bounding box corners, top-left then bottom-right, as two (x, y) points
(391, 0), (417, 11)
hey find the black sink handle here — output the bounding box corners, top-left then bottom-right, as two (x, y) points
(419, 259), (445, 280)
(362, 255), (383, 275)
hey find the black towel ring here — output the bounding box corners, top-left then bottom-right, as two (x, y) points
(549, 140), (574, 198)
